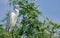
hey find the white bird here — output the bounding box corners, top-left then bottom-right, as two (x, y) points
(6, 5), (19, 33)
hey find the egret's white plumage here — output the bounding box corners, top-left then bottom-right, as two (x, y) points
(6, 5), (19, 32)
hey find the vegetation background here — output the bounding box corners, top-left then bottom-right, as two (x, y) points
(0, 0), (60, 38)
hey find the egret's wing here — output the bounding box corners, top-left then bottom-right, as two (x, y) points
(10, 12), (16, 26)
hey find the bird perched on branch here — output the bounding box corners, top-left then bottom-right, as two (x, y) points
(6, 5), (19, 33)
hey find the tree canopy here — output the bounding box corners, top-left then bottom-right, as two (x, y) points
(0, 0), (60, 38)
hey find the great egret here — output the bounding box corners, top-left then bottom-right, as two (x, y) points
(6, 5), (19, 33)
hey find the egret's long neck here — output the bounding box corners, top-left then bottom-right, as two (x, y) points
(15, 9), (19, 16)
(13, 5), (19, 16)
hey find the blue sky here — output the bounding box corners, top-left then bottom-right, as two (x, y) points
(0, 0), (60, 24)
(0, 0), (9, 20)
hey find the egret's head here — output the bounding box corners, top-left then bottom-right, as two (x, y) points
(14, 5), (20, 9)
(14, 5), (19, 16)
(14, 5), (19, 12)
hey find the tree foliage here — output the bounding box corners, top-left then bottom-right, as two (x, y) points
(0, 0), (60, 38)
